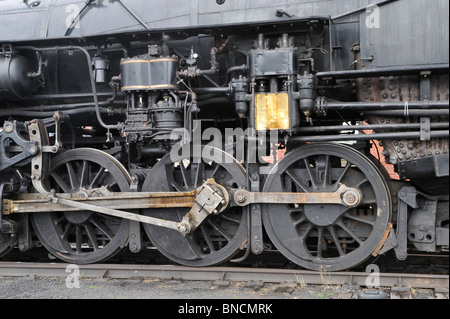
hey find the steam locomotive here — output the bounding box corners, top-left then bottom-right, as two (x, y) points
(0, 0), (448, 271)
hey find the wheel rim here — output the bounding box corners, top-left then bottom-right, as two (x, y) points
(262, 143), (391, 271)
(31, 148), (131, 264)
(0, 231), (16, 258)
(142, 145), (248, 267)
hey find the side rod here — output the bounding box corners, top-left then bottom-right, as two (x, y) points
(3, 180), (361, 236)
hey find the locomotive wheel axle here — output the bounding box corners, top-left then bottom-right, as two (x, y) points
(3, 178), (361, 236)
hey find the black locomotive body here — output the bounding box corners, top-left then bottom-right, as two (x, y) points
(0, 0), (448, 271)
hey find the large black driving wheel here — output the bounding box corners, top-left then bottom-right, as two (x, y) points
(31, 148), (131, 264)
(262, 143), (391, 271)
(142, 145), (248, 267)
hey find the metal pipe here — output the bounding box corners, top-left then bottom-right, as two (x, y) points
(199, 47), (219, 75)
(295, 122), (449, 133)
(223, 64), (248, 86)
(363, 109), (448, 116)
(316, 64), (449, 79)
(20, 92), (115, 100)
(0, 107), (112, 118)
(193, 87), (231, 94)
(288, 130), (449, 143)
(325, 101), (449, 111)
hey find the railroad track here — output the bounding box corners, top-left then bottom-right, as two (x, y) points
(0, 261), (448, 293)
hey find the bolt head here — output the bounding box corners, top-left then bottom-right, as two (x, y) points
(236, 193), (246, 203)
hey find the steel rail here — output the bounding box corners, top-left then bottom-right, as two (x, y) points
(0, 262), (447, 290)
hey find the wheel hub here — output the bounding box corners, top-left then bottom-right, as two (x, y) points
(63, 211), (94, 224)
(304, 204), (345, 227)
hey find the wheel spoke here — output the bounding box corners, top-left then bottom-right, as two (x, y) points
(292, 213), (307, 227)
(199, 225), (216, 253)
(343, 212), (375, 226)
(335, 218), (363, 245)
(321, 155), (330, 187)
(304, 158), (319, 189)
(317, 227), (324, 258)
(61, 223), (74, 241)
(334, 161), (351, 186)
(84, 224), (99, 251)
(210, 162), (220, 179)
(79, 160), (89, 187)
(50, 172), (71, 193)
(179, 162), (192, 189)
(163, 164), (183, 192)
(299, 222), (313, 242)
(327, 225), (345, 257)
(285, 168), (309, 192)
(75, 225), (83, 253)
(90, 167), (105, 189)
(90, 216), (113, 240)
(192, 162), (205, 187)
(207, 219), (231, 242)
(220, 213), (240, 224)
(355, 177), (369, 188)
(66, 162), (80, 190)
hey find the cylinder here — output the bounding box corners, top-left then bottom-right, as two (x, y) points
(120, 57), (178, 92)
(0, 55), (36, 98)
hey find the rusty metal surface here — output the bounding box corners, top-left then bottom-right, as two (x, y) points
(233, 184), (362, 208)
(359, 73), (449, 167)
(4, 183), (364, 214)
(3, 190), (198, 214)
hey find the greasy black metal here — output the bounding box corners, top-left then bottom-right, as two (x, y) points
(0, 228), (16, 258)
(248, 170), (264, 256)
(141, 145), (248, 267)
(0, 0), (447, 271)
(0, 183), (17, 257)
(31, 148), (131, 264)
(0, 54), (36, 98)
(128, 221), (142, 254)
(249, 47), (299, 78)
(396, 187), (449, 255)
(395, 187), (418, 260)
(398, 154), (449, 180)
(0, 121), (37, 171)
(120, 57), (178, 92)
(16, 45), (122, 132)
(262, 143), (391, 271)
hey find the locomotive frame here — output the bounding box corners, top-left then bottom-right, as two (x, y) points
(0, 0), (448, 272)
